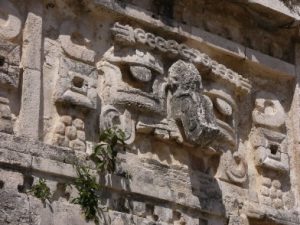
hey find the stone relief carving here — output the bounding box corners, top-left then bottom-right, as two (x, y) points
(59, 20), (96, 64)
(251, 128), (289, 172)
(51, 55), (98, 150)
(52, 115), (86, 151)
(99, 105), (136, 144)
(0, 0), (22, 40)
(0, 2), (299, 225)
(206, 88), (238, 147)
(225, 152), (247, 185)
(251, 92), (288, 172)
(168, 60), (219, 147)
(111, 22), (251, 94)
(97, 22), (252, 151)
(54, 57), (97, 110)
(99, 48), (166, 115)
(260, 177), (284, 209)
(250, 91), (290, 211)
(0, 40), (20, 88)
(0, 97), (13, 134)
(252, 92), (285, 129)
(217, 148), (247, 186)
(0, 1), (21, 135)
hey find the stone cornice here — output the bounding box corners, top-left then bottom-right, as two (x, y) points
(93, 0), (296, 79)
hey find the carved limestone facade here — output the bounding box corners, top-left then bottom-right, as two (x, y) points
(1, 0), (300, 225)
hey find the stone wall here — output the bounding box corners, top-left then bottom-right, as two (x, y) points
(0, 0), (300, 224)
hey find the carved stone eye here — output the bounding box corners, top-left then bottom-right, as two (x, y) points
(215, 97), (232, 116)
(129, 65), (152, 82)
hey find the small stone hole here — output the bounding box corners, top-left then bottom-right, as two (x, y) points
(199, 218), (208, 225)
(153, 214), (159, 221)
(270, 144), (278, 155)
(72, 76), (84, 88)
(0, 180), (4, 189)
(0, 56), (5, 67)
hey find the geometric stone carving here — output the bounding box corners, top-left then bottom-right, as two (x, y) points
(252, 128), (289, 172)
(111, 22), (251, 94)
(0, 97), (13, 134)
(252, 91), (285, 129)
(53, 57), (97, 110)
(260, 177), (284, 209)
(0, 0), (22, 40)
(52, 115), (86, 151)
(168, 60), (219, 147)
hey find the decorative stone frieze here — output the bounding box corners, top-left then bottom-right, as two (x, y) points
(0, 1), (299, 225)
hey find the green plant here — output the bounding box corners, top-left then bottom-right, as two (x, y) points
(72, 164), (102, 224)
(71, 128), (127, 224)
(90, 128), (125, 173)
(29, 178), (51, 203)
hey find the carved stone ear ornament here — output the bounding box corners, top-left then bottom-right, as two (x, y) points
(100, 105), (135, 144)
(225, 152), (247, 185)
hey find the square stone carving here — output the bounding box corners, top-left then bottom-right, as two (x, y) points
(53, 57), (97, 110)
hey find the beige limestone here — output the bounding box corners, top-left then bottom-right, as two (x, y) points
(0, 0), (300, 225)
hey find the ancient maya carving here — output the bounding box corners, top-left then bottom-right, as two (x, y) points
(0, 0), (21, 135)
(168, 60), (219, 147)
(0, 1), (299, 224)
(98, 22), (253, 151)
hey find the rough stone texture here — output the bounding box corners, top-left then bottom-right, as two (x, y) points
(0, 0), (300, 225)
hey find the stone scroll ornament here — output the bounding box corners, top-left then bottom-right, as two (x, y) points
(98, 22), (251, 149)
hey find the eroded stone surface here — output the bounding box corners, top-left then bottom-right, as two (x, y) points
(0, 0), (299, 225)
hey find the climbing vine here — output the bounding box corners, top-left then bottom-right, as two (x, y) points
(71, 164), (103, 224)
(72, 128), (126, 223)
(29, 128), (126, 224)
